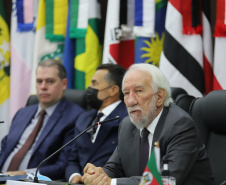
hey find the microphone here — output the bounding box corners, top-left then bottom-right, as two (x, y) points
(33, 116), (119, 183)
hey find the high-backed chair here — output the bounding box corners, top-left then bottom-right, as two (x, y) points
(189, 90), (226, 185)
(170, 87), (195, 113)
(26, 89), (87, 110)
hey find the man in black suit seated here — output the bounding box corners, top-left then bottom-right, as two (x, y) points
(82, 63), (215, 185)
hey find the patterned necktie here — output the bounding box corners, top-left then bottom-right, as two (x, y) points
(139, 128), (150, 175)
(7, 109), (46, 171)
(87, 112), (104, 139)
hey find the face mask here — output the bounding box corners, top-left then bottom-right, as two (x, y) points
(85, 87), (103, 110)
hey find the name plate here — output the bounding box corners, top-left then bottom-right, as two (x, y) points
(6, 180), (47, 185)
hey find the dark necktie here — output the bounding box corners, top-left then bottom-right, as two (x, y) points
(87, 112), (104, 139)
(7, 109), (46, 171)
(139, 128), (150, 174)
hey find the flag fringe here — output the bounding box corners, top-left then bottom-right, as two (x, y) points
(183, 25), (202, 35)
(214, 24), (226, 37)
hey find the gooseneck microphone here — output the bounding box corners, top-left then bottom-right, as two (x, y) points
(33, 116), (120, 183)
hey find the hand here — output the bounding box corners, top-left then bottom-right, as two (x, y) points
(5, 170), (26, 175)
(71, 175), (83, 183)
(82, 163), (111, 185)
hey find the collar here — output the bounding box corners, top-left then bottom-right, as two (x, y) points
(140, 108), (163, 136)
(98, 100), (121, 118)
(36, 101), (60, 118)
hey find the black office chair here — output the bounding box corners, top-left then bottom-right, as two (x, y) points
(189, 90), (226, 185)
(170, 87), (187, 100)
(170, 87), (195, 113)
(26, 89), (87, 110)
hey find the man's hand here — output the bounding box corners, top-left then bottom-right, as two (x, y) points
(71, 175), (83, 183)
(82, 163), (111, 185)
(5, 170), (26, 176)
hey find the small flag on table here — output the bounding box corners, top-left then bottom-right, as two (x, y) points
(140, 142), (163, 185)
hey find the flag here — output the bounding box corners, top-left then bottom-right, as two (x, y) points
(45, 0), (68, 42)
(213, 0), (226, 90)
(0, 0), (10, 141)
(16, 0), (34, 31)
(159, 0), (205, 97)
(134, 0), (167, 67)
(102, 0), (134, 69)
(140, 144), (163, 185)
(10, 0), (38, 120)
(31, 0), (64, 94)
(63, 0), (75, 89)
(74, 0), (102, 89)
(202, 0), (213, 94)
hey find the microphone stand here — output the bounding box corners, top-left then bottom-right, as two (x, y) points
(34, 116), (119, 183)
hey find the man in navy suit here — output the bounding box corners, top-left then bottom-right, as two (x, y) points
(0, 59), (84, 180)
(65, 64), (128, 183)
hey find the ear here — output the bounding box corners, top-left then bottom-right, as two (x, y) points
(156, 89), (166, 107)
(62, 78), (68, 90)
(109, 85), (120, 97)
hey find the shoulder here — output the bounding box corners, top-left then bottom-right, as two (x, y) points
(60, 98), (85, 114)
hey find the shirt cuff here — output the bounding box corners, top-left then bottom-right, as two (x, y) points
(111, 178), (117, 185)
(69, 173), (81, 183)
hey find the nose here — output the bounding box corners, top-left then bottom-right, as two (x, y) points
(125, 92), (138, 107)
(40, 81), (48, 89)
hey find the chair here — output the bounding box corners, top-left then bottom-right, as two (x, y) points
(26, 89), (87, 110)
(189, 90), (226, 185)
(170, 87), (195, 113)
(170, 87), (188, 100)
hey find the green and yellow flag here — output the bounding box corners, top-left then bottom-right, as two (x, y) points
(74, 0), (102, 89)
(0, 0), (10, 138)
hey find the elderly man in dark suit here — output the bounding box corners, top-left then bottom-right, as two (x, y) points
(82, 63), (215, 185)
(65, 64), (128, 184)
(0, 59), (84, 180)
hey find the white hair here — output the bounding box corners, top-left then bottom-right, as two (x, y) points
(122, 63), (173, 107)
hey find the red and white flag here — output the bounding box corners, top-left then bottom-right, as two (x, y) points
(213, 0), (226, 90)
(160, 0), (213, 97)
(102, 0), (134, 69)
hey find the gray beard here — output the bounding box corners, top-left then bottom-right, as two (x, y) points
(128, 96), (158, 129)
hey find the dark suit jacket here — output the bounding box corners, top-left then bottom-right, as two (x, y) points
(0, 98), (84, 180)
(103, 103), (215, 185)
(65, 102), (128, 181)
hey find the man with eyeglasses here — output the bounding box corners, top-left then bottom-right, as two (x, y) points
(0, 59), (84, 180)
(65, 64), (128, 184)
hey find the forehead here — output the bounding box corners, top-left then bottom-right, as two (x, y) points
(123, 69), (152, 88)
(36, 66), (59, 78)
(92, 69), (109, 83)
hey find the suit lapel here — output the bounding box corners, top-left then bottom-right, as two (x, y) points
(152, 107), (169, 151)
(86, 102), (125, 161)
(130, 127), (140, 175)
(32, 99), (66, 154)
(10, 106), (38, 152)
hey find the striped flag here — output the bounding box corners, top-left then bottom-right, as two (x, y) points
(160, 0), (206, 97)
(202, 0), (213, 94)
(31, 0), (64, 94)
(140, 144), (163, 185)
(74, 0), (102, 89)
(134, 0), (167, 67)
(102, 0), (134, 69)
(213, 0), (226, 90)
(45, 0), (68, 42)
(0, 0), (10, 140)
